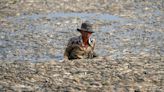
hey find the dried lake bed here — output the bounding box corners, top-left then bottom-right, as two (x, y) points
(0, 0), (164, 91)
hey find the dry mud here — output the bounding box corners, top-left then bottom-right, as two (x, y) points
(0, 0), (164, 92)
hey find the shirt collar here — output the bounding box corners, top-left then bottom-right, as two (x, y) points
(79, 35), (92, 47)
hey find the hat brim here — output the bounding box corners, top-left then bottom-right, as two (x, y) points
(77, 28), (94, 33)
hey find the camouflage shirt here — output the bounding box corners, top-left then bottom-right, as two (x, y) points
(64, 36), (96, 60)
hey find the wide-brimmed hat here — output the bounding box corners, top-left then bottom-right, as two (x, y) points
(77, 21), (94, 33)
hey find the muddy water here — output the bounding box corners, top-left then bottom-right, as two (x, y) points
(1, 12), (164, 62)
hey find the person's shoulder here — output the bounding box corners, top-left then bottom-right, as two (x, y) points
(89, 37), (96, 47)
(89, 37), (96, 44)
(69, 36), (80, 40)
(67, 36), (82, 46)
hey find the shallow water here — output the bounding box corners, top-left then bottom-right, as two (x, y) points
(7, 12), (125, 22)
(1, 12), (164, 62)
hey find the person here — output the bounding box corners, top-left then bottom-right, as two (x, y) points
(64, 21), (97, 60)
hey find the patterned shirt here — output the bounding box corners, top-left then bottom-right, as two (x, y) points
(64, 36), (96, 60)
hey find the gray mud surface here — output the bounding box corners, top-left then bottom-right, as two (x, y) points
(0, 0), (164, 91)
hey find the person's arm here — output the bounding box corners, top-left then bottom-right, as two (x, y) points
(64, 38), (71, 60)
(64, 45), (72, 60)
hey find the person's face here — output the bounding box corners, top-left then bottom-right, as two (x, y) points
(80, 31), (92, 39)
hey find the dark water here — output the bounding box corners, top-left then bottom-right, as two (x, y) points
(1, 12), (164, 62)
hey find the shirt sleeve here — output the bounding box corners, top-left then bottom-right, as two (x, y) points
(64, 39), (72, 60)
(64, 37), (81, 59)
